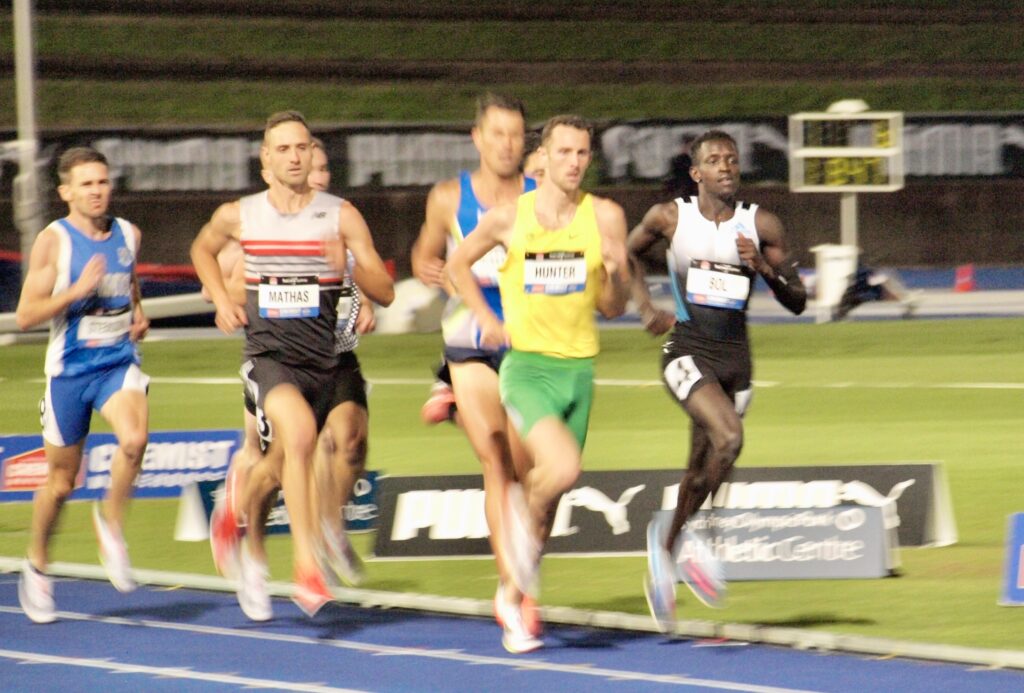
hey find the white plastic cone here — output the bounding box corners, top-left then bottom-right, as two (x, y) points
(174, 481), (209, 542)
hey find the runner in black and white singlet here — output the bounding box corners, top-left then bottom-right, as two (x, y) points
(192, 111), (393, 622)
(627, 130), (807, 631)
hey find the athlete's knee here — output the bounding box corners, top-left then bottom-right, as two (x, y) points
(709, 419), (743, 463)
(547, 459), (582, 496)
(118, 429), (149, 466)
(47, 471), (76, 502)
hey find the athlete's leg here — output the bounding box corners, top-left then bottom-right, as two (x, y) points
(450, 361), (518, 579)
(242, 443), (284, 562)
(315, 401), (368, 531)
(27, 441), (85, 570)
(667, 382), (742, 551)
(258, 384), (319, 574)
(522, 417), (582, 544)
(98, 388), (149, 531)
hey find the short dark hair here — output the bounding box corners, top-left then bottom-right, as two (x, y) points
(691, 129), (737, 163)
(57, 147), (108, 184)
(540, 114), (594, 146)
(263, 110), (309, 141)
(474, 93), (527, 126)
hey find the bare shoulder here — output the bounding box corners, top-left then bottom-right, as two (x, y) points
(754, 205), (785, 240)
(426, 177), (460, 212)
(591, 194), (627, 226)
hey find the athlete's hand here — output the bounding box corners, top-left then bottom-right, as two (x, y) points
(414, 256), (446, 289)
(479, 313), (510, 350)
(736, 233), (766, 274)
(640, 307), (675, 336)
(214, 298), (247, 334)
(324, 236), (349, 276)
(130, 305), (150, 342)
(71, 254), (106, 300)
(355, 301), (376, 334)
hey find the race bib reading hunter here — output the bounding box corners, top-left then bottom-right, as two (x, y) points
(258, 275), (319, 318)
(78, 307), (131, 346)
(524, 251), (586, 295)
(686, 259), (751, 310)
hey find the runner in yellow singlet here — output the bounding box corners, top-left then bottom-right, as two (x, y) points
(447, 114), (630, 653)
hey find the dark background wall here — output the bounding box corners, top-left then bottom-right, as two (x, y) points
(3, 180), (1020, 276)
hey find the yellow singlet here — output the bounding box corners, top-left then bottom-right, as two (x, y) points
(498, 190), (604, 359)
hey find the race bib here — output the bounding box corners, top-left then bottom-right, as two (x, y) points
(258, 275), (319, 318)
(78, 307), (131, 346)
(471, 245), (507, 287)
(524, 251), (586, 295)
(686, 260), (750, 310)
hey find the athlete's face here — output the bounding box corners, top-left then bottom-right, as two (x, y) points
(59, 161), (112, 220)
(262, 121), (313, 189)
(542, 125), (591, 193)
(692, 140), (740, 197)
(473, 106), (526, 179)
(308, 146), (331, 192)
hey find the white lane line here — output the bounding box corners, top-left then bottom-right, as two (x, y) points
(0, 607), (821, 693)
(0, 647), (363, 692)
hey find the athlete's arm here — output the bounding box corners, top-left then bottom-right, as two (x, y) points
(594, 198), (631, 319)
(627, 202), (677, 334)
(15, 228), (104, 330)
(447, 203), (516, 349)
(738, 208), (807, 315)
(190, 201), (248, 333)
(337, 201), (395, 307)
(411, 180), (456, 290)
(354, 289), (376, 334)
(128, 223), (149, 342)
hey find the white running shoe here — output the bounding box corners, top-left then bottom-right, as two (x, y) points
(321, 521), (364, 587)
(676, 528), (726, 608)
(19, 559), (56, 624)
(237, 543), (272, 622)
(493, 582), (542, 654)
(92, 503), (136, 593)
(501, 482), (540, 597)
(644, 515), (676, 633)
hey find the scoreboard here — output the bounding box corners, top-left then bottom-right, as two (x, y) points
(788, 111), (904, 192)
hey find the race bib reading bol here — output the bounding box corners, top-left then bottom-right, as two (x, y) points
(258, 275), (319, 318)
(686, 259), (750, 310)
(524, 251), (586, 295)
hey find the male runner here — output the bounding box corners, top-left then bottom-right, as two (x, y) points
(191, 111), (393, 620)
(410, 94), (540, 649)
(16, 147), (150, 623)
(627, 130), (806, 630)
(448, 114), (631, 653)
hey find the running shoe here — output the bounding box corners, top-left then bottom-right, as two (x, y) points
(293, 566), (332, 618)
(18, 558), (55, 624)
(676, 528), (726, 608)
(321, 520), (364, 587)
(501, 482), (540, 597)
(644, 515), (676, 633)
(493, 581), (543, 654)
(93, 502), (136, 593)
(237, 543), (272, 622)
(210, 477), (242, 580)
(420, 382), (456, 425)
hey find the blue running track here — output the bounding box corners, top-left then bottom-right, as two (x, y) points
(2, 575), (1022, 692)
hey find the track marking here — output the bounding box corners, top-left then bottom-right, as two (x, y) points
(0, 606), (821, 692)
(0, 647), (363, 692)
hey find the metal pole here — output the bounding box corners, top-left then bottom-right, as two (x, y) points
(13, 0), (45, 280)
(840, 192), (858, 248)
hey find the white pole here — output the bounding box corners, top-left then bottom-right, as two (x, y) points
(840, 192), (858, 248)
(13, 0), (45, 279)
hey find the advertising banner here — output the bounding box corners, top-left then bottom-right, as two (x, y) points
(374, 464), (955, 566)
(0, 430), (241, 502)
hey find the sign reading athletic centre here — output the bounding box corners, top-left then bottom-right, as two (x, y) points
(374, 465), (955, 579)
(0, 430), (241, 502)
